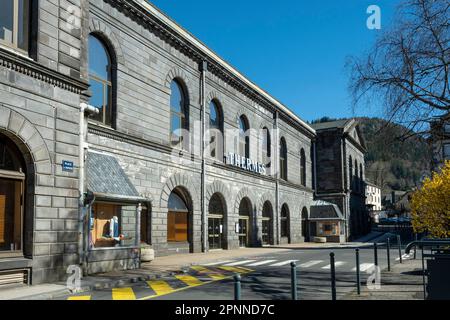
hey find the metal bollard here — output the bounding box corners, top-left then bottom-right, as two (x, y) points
(330, 252), (337, 300)
(291, 261), (298, 300)
(355, 248), (361, 295)
(387, 237), (391, 271)
(374, 242), (378, 266)
(234, 274), (241, 300)
(397, 235), (402, 264)
(414, 234), (418, 259)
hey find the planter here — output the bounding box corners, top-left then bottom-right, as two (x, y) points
(140, 246), (155, 262)
(314, 237), (327, 243)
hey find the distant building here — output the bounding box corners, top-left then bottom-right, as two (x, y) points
(365, 182), (382, 211)
(312, 119), (370, 240)
(430, 114), (450, 172)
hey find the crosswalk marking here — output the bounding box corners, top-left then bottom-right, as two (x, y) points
(68, 296), (91, 300)
(321, 261), (346, 269)
(191, 266), (227, 280)
(203, 260), (234, 266)
(112, 287), (136, 300)
(147, 280), (174, 296)
(352, 263), (375, 272)
(246, 260), (277, 267)
(299, 260), (323, 268)
(395, 254), (411, 261)
(218, 266), (252, 273)
(269, 260), (298, 267)
(175, 275), (204, 287)
(224, 260), (256, 266)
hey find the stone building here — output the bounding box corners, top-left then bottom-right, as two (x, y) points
(430, 114), (450, 172)
(311, 119), (369, 240)
(366, 181), (382, 211)
(0, 0), (368, 286)
(0, 0), (317, 285)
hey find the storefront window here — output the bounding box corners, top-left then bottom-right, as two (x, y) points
(167, 191), (189, 242)
(0, 137), (25, 255)
(89, 203), (136, 248)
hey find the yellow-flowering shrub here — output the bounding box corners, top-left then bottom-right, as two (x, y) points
(411, 161), (450, 238)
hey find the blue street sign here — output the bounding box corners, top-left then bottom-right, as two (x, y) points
(62, 160), (74, 172)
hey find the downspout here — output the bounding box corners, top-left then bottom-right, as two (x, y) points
(200, 60), (208, 252)
(78, 103), (98, 274)
(274, 111), (280, 244)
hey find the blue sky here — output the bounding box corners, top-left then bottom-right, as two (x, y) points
(149, 0), (399, 122)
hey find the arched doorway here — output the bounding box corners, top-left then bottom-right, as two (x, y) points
(0, 134), (26, 255)
(208, 193), (226, 250)
(262, 201), (273, 245)
(238, 197), (252, 247)
(280, 204), (290, 243)
(167, 188), (192, 252)
(301, 207), (309, 242)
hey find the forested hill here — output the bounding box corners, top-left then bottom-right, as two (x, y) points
(311, 117), (431, 192)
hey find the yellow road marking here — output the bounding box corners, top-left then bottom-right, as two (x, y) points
(218, 266), (252, 273)
(147, 280), (174, 296)
(191, 266), (227, 280)
(112, 287), (136, 300)
(175, 275), (203, 287)
(67, 296), (91, 300)
(138, 268), (254, 301)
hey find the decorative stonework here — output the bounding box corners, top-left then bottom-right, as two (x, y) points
(0, 48), (88, 94)
(205, 180), (231, 210)
(164, 67), (194, 102)
(89, 18), (126, 66)
(233, 187), (255, 215)
(0, 105), (52, 174)
(160, 172), (200, 210)
(257, 192), (276, 215)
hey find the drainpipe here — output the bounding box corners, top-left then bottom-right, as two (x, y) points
(78, 103), (98, 273)
(313, 140), (317, 194)
(200, 60), (208, 253)
(274, 111), (280, 244)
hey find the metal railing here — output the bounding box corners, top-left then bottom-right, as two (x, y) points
(405, 238), (450, 299)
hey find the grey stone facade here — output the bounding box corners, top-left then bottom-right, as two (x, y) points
(0, 0), (367, 285)
(312, 119), (370, 240)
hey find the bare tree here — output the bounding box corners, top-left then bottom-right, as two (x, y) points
(348, 0), (450, 138)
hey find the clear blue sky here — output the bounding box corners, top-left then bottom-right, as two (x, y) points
(149, 0), (399, 122)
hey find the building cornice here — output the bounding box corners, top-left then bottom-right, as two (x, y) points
(103, 0), (315, 137)
(0, 47), (89, 94)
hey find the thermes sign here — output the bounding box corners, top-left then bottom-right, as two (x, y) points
(226, 153), (266, 175)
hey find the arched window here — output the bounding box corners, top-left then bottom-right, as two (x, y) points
(167, 190), (189, 242)
(209, 100), (223, 161)
(262, 201), (273, 245)
(208, 193), (226, 249)
(359, 163), (364, 191)
(280, 204), (289, 239)
(239, 115), (250, 158)
(0, 0), (31, 52)
(280, 138), (288, 180)
(238, 197), (252, 247)
(170, 79), (188, 148)
(88, 34), (115, 126)
(300, 148), (306, 187)
(0, 135), (26, 254)
(349, 156), (353, 190)
(355, 159), (359, 191)
(261, 127), (271, 167)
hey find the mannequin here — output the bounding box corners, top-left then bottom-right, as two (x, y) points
(110, 216), (120, 241)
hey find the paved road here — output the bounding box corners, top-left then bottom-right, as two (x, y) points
(60, 246), (415, 300)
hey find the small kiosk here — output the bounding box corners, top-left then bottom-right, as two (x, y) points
(309, 200), (346, 243)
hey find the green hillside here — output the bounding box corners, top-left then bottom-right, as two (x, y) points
(311, 117), (431, 192)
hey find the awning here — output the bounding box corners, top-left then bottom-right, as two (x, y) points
(309, 200), (345, 221)
(86, 151), (147, 203)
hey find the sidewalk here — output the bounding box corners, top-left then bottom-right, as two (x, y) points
(0, 242), (370, 300)
(343, 258), (425, 300)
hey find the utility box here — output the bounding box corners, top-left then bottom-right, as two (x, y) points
(427, 258), (450, 300)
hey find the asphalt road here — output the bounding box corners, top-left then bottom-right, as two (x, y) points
(60, 245), (415, 300)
